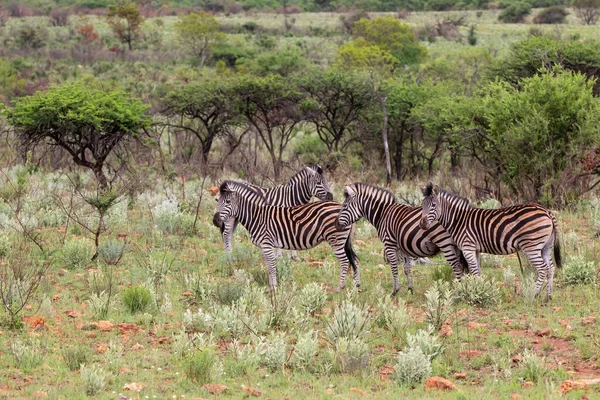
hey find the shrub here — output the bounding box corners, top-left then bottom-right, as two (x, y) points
(502, 266), (517, 289)
(563, 257), (596, 285)
(153, 199), (194, 236)
(299, 282), (327, 315)
(430, 264), (454, 283)
(498, 2), (532, 23)
(405, 329), (444, 361)
(60, 238), (93, 269)
(183, 308), (214, 333)
(294, 330), (318, 369)
(254, 332), (287, 371)
(393, 347), (432, 386)
(520, 274), (538, 304)
(573, 0), (600, 25)
(534, 6), (568, 23)
(454, 275), (501, 308)
(80, 364), (106, 396)
(377, 296), (410, 339)
(10, 339), (46, 372)
(103, 338), (123, 374)
(97, 239), (125, 265)
(213, 281), (245, 305)
(329, 337), (370, 373)
(424, 282), (453, 331)
(88, 291), (111, 319)
(184, 349), (216, 384)
(172, 330), (192, 358)
(62, 344), (90, 371)
(521, 349), (548, 382)
(0, 235), (11, 258)
(326, 300), (371, 342)
(122, 285), (153, 314)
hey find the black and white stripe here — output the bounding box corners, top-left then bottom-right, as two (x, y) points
(420, 184), (562, 298)
(335, 183), (468, 296)
(214, 181), (359, 291)
(215, 166), (333, 257)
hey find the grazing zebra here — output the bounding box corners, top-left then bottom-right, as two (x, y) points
(214, 181), (359, 291)
(214, 166), (333, 258)
(335, 183), (468, 296)
(420, 184), (562, 299)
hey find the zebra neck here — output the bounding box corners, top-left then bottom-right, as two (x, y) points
(232, 200), (263, 234)
(365, 201), (390, 230)
(439, 199), (469, 236)
(286, 181), (312, 205)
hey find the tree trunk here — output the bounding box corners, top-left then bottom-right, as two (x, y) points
(93, 164), (108, 190)
(380, 97), (391, 186)
(394, 129), (405, 180)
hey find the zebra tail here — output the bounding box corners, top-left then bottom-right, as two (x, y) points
(552, 214), (562, 269)
(344, 234), (359, 275)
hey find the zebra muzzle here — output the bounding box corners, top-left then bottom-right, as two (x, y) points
(326, 192), (334, 201)
(419, 217), (429, 230)
(212, 212), (223, 229)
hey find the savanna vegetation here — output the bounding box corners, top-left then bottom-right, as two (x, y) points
(0, 1), (600, 398)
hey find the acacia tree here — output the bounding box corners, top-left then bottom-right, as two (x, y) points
(573, 0), (600, 24)
(232, 75), (303, 182)
(107, 2), (144, 51)
(161, 79), (245, 174)
(174, 12), (224, 67)
(299, 70), (375, 154)
(6, 82), (150, 189)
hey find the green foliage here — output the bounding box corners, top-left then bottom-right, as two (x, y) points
(80, 364), (106, 396)
(107, 2), (144, 51)
(174, 12), (224, 66)
(248, 48), (307, 76)
(521, 349), (548, 382)
(352, 17), (427, 65)
(62, 344), (90, 371)
(184, 349), (217, 384)
(60, 238), (93, 270)
(10, 338), (46, 372)
(97, 239), (125, 265)
(533, 6), (568, 23)
(573, 0), (600, 25)
(498, 2), (532, 23)
(298, 282), (327, 315)
(405, 328), (444, 361)
(563, 257), (597, 285)
(393, 347), (432, 386)
(334, 39), (398, 75)
(454, 275), (501, 307)
(424, 282), (453, 330)
(326, 300), (370, 342)
(122, 285), (153, 314)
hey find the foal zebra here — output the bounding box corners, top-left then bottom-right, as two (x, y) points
(214, 181), (359, 291)
(420, 184), (562, 299)
(335, 183), (467, 296)
(215, 166), (333, 257)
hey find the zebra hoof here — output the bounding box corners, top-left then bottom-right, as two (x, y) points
(391, 289), (399, 297)
(409, 287), (414, 295)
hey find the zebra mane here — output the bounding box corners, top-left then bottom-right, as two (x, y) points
(439, 188), (472, 208)
(288, 165), (322, 185)
(352, 183), (396, 204)
(422, 183), (434, 197)
(219, 180), (266, 202)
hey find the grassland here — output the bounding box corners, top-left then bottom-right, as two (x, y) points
(0, 168), (599, 399)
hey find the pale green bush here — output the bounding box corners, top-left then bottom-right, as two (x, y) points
(454, 275), (501, 307)
(294, 330), (318, 369)
(80, 364), (107, 396)
(393, 347), (432, 386)
(329, 337), (370, 373)
(299, 282), (327, 315)
(60, 238), (93, 269)
(326, 300), (370, 342)
(563, 257), (596, 285)
(424, 281), (453, 331)
(405, 329), (444, 361)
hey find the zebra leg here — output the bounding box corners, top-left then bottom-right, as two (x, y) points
(260, 246), (278, 291)
(384, 246), (400, 296)
(461, 249), (481, 276)
(351, 253), (361, 289)
(402, 256), (416, 295)
(331, 238), (350, 292)
(276, 248), (283, 258)
(290, 250), (299, 260)
(524, 249), (547, 297)
(222, 218), (237, 252)
(542, 242), (555, 300)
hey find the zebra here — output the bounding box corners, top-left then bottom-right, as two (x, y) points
(214, 181), (360, 291)
(213, 166), (333, 259)
(420, 183), (562, 299)
(335, 183), (468, 296)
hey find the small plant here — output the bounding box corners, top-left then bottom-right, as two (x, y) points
(88, 291), (112, 319)
(405, 329), (444, 361)
(153, 199), (194, 236)
(97, 239), (125, 265)
(503, 266), (516, 289)
(183, 308), (214, 333)
(521, 349), (548, 383)
(498, 1), (532, 23)
(430, 265), (454, 283)
(467, 24), (477, 46)
(380, 297), (410, 340)
(326, 300), (371, 342)
(393, 347), (432, 386)
(213, 281), (245, 305)
(62, 344), (90, 371)
(80, 364), (106, 396)
(255, 332), (287, 371)
(184, 349), (217, 384)
(183, 271), (211, 302)
(122, 285), (153, 314)
(299, 282), (327, 315)
(10, 338), (46, 372)
(172, 330), (193, 358)
(520, 274), (538, 305)
(563, 257), (596, 285)
(454, 275), (501, 308)
(424, 281), (453, 331)
(329, 337), (370, 373)
(60, 238), (93, 269)
(103, 338), (123, 374)
(293, 330), (318, 370)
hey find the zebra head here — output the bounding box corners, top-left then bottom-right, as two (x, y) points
(306, 165), (334, 201)
(216, 181), (240, 226)
(420, 183), (441, 230)
(335, 184), (362, 230)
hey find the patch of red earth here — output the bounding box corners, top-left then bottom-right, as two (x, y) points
(460, 350), (485, 359)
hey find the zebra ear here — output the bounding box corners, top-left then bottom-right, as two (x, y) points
(219, 181), (232, 193)
(315, 164), (323, 175)
(345, 185), (355, 197)
(433, 185), (440, 196)
(305, 166), (316, 175)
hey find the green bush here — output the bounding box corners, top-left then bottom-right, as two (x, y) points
(184, 350), (217, 384)
(498, 2), (532, 23)
(393, 347), (432, 386)
(533, 6), (568, 23)
(563, 257), (596, 285)
(97, 239), (125, 265)
(454, 275), (501, 308)
(60, 238), (93, 270)
(122, 285), (153, 314)
(62, 344), (90, 371)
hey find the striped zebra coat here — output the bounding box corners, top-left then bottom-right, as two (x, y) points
(420, 184), (562, 299)
(214, 181), (359, 291)
(335, 183), (467, 296)
(214, 166), (333, 257)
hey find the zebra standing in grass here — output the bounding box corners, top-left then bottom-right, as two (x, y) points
(335, 183), (468, 296)
(214, 181), (359, 291)
(214, 166), (333, 258)
(420, 184), (562, 299)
